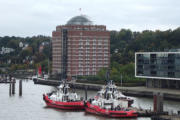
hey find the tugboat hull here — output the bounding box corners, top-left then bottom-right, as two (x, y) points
(43, 94), (85, 110)
(85, 102), (138, 118)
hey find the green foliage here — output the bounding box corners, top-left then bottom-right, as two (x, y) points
(20, 48), (33, 59)
(10, 64), (29, 71)
(119, 63), (134, 75)
(0, 69), (3, 74)
(42, 44), (52, 60)
(97, 68), (107, 80)
(76, 75), (105, 84)
(109, 63), (145, 83)
(1, 27), (180, 78)
(34, 53), (46, 63)
(0, 35), (51, 73)
(40, 59), (49, 73)
(110, 27), (180, 64)
(77, 62), (145, 85)
(7, 39), (19, 49)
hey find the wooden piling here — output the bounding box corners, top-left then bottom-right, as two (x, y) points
(153, 92), (163, 113)
(85, 86), (88, 101)
(9, 82), (12, 96)
(9, 75), (12, 96)
(12, 78), (15, 95)
(19, 80), (22, 96)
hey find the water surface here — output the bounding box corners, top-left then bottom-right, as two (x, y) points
(0, 80), (180, 120)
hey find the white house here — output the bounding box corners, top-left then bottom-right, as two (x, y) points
(0, 47), (15, 54)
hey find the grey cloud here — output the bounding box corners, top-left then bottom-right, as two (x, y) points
(0, 0), (179, 37)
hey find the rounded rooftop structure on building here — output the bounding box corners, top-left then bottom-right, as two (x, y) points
(66, 15), (93, 25)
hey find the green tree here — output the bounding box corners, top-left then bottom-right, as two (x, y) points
(7, 40), (19, 49)
(97, 68), (107, 80)
(20, 48), (33, 59)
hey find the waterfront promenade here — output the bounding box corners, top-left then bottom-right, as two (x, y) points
(68, 82), (180, 101)
(32, 78), (180, 101)
(118, 86), (180, 101)
(119, 86), (180, 95)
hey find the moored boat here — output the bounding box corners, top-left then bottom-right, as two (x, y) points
(85, 101), (138, 118)
(43, 81), (84, 110)
(85, 80), (138, 118)
(95, 80), (134, 107)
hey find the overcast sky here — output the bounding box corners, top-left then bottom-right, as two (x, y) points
(0, 0), (179, 37)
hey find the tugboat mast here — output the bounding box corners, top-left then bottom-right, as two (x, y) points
(105, 68), (111, 99)
(106, 68), (110, 84)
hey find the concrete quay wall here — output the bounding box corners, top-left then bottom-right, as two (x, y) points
(69, 82), (180, 101)
(31, 78), (180, 101)
(120, 89), (180, 101)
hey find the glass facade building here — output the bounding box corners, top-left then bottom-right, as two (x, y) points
(135, 52), (180, 80)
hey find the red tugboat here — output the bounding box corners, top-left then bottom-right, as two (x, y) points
(43, 81), (84, 110)
(85, 80), (138, 118)
(43, 31), (85, 110)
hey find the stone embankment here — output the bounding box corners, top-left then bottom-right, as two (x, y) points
(32, 78), (180, 101)
(68, 82), (180, 101)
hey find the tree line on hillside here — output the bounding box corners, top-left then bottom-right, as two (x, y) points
(111, 27), (180, 64)
(0, 27), (180, 84)
(80, 27), (180, 84)
(0, 35), (51, 73)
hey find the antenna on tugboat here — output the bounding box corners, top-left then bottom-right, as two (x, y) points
(105, 68), (110, 84)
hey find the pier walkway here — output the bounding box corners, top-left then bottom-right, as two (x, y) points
(118, 86), (180, 95)
(118, 86), (180, 101)
(32, 78), (180, 101)
(68, 82), (180, 101)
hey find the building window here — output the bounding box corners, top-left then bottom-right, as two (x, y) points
(151, 71), (157, 76)
(79, 42), (83, 45)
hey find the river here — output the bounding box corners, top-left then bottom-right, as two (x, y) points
(0, 80), (180, 120)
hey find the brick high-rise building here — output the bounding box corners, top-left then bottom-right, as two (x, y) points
(52, 15), (110, 80)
